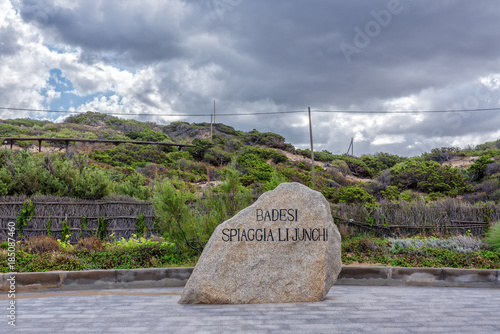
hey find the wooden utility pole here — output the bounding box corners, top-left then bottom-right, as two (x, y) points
(346, 137), (354, 155)
(308, 107), (315, 190)
(206, 163), (211, 188)
(210, 114), (213, 142)
(213, 100), (216, 123)
(208, 112), (213, 189)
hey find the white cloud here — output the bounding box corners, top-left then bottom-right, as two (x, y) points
(372, 134), (406, 146)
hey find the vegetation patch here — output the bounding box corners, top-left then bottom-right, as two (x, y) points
(341, 235), (500, 269)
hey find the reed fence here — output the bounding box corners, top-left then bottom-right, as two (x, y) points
(0, 195), (156, 242)
(331, 198), (500, 237)
(1, 195), (498, 242)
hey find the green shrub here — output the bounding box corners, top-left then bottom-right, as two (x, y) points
(12, 251), (86, 272)
(152, 178), (203, 255)
(380, 186), (400, 201)
(0, 150), (116, 199)
(95, 216), (108, 241)
(125, 127), (171, 142)
(329, 159), (350, 174)
(90, 144), (171, 168)
(116, 173), (151, 200)
(263, 168), (289, 192)
(324, 186), (375, 204)
(237, 152), (273, 185)
(84, 238), (181, 269)
(0, 123), (21, 136)
(16, 198), (34, 238)
(244, 129), (292, 150)
(188, 138), (214, 161)
(210, 161), (254, 218)
(135, 213), (147, 237)
(468, 155), (495, 181)
(204, 146), (233, 166)
(390, 158), (468, 195)
(61, 220), (71, 243)
(79, 215), (88, 240)
(71, 167), (112, 200)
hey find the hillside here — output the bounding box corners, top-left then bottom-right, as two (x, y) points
(0, 112), (500, 205)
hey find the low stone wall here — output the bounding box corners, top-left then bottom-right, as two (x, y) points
(338, 266), (499, 288)
(0, 268), (192, 292)
(1, 266), (499, 292)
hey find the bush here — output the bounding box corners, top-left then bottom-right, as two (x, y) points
(390, 158), (468, 195)
(380, 186), (400, 201)
(468, 155), (495, 181)
(422, 147), (460, 163)
(187, 138), (214, 161)
(323, 186), (374, 204)
(19, 235), (62, 254)
(389, 236), (486, 253)
(298, 151), (375, 178)
(13, 251), (86, 272)
(116, 173), (151, 200)
(244, 129), (293, 151)
(125, 127), (171, 142)
(262, 168), (289, 192)
(204, 147), (233, 166)
(152, 178), (203, 254)
(237, 152), (273, 185)
(71, 167), (112, 200)
(90, 144), (171, 168)
(361, 153), (406, 176)
(76, 237), (105, 253)
(84, 238), (181, 269)
(0, 150), (116, 199)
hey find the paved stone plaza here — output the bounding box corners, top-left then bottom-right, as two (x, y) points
(2, 285), (500, 333)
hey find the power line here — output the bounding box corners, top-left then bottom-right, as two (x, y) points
(312, 107), (500, 114)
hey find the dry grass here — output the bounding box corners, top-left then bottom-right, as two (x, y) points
(332, 198), (500, 228)
(20, 235), (62, 254)
(75, 237), (105, 253)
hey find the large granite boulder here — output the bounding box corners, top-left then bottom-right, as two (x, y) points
(179, 182), (342, 304)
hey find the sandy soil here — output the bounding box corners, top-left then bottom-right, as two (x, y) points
(274, 148), (326, 167)
(442, 156), (478, 169)
(1, 143), (63, 153)
(274, 148), (376, 183)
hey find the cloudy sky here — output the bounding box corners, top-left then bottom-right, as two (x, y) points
(1, 0), (500, 156)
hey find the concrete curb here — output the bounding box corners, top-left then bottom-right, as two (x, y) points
(338, 267), (499, 288)
(1, 266), (499, 292)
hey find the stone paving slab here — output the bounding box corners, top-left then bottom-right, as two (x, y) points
(1, 285), (499, 333)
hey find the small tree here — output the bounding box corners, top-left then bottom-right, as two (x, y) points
(188, 138), (214, 161)
(152, 178), (202, 254)
(468, 155), (495, 181)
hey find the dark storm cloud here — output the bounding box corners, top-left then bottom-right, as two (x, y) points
(17, 0), (500, 105)
(18, 0), (187, 65)
(11, 0), (500, 155)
